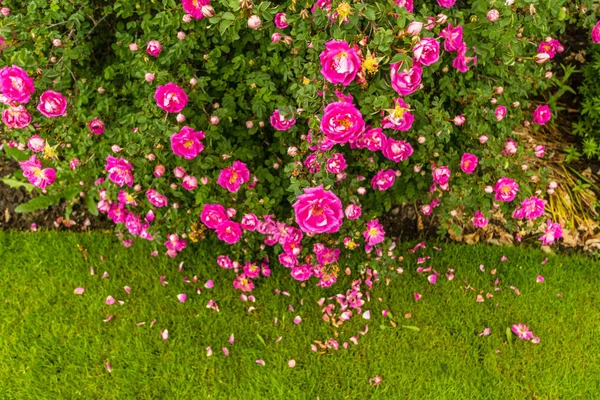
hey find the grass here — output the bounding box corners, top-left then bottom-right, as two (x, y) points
(0, 231), (599, 399)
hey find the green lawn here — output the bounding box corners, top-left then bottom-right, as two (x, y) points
(0, 232), (599, 399)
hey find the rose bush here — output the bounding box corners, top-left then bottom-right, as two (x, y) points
(1, 0), (597, 288)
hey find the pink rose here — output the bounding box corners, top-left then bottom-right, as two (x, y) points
(292, 185), (343, 234)
(270, 109), (296, 131)
(105, 155), (134, 187)
(182, 0), (210, 19)
(372, 169), (396, 191)
(37, 90), (67, 117)
(406, 21), (422, 36)
(154, 82), (188, 113)
(146, 40), (162, 57)
(0, 65), (35, 103)
(390, 62), (422, 96)
(182, 175), (198, 190)
(537, 39), (563, 59)
(539, 220), (562, 245)
(325, 153), (346, 173)
(241, 213), (259, 231)
(439, 24), (463, 52)
(432, 166), (450, 185)
(274, 13), (289, 29)
(363, 220), (385, 246)
(382, 138), (413, 163)
(319, 40), (361, 86)
(394, 0), (413, 13)
(2, 105), (31, 128)
(170, 126), (205, 159)
(201, 204), (228, 229)
(88, 119), (105, 135)
(344, 203), (362, 220)
(19, 155), (56, 189)
(487, 9), (500, 22)
(216, 221), (242, 244)
(472, 210), (488, 228)
(460, 153), (478, 174)
(495, 105), (507, 122)
(532, 105), (551, 125)
(592, 21), (600, 43)
(27, 135), (45, 153)
(362, 127), (387, 151)
(413, 38), (440, 66)
(493, 177), (519, 202)
(437, 0), (456, 8)
(217, 161), (250, 193)
(382, 98), (414, 131)
(512, 196), (545, 220)
(320, 101), (365, 144)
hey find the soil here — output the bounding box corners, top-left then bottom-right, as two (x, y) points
(0, 157), (111, 231)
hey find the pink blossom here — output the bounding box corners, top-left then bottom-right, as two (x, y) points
(146, 189), (168, 208)
(592, 21), (600, 43)
(217, 161), (250, 193)
(534, 145), (545, 157)
(533, 105), (551, 125)
(344, 203), (362, 220)
(233, 274), (254, 292)
(487, 9), (500, 22)
(382, 138), (413, 163)
(390, 62), (422, 96)
(363, 220), (385, 246)
(452, 43), (477, 73)
(74, 287), (84, 295)
(538, 39), (563, 59)
(460, 153), (478, 174)
(217, 255), (233, 269)
(371, 169), (396, 191)
(171, 126), (205, 159)
(538, 220), (563, 245)
(37, 90), (67, 117)
(437, 0), (456, 8)
(291, 264), (312, 281)
(0, 65), (35, 103)
(240, 213), (259, 231)
(216, 221), (242, 244)
(439, 24), (463, 52)
(146, 40), (162, 57)
(248, 15), (261, 29)
(88, 119), (105, 135)
(511, 324), (534, 340)
(182, 0), (210, 19)
(292, 185), (343, 234)
(274, 12), (289, 28)
(394, 0), (413, 12)
(19, 155), (56, 189)
(326, 153), (346, 173)
(154, 83), (188, 113)
(362, 127), (387, 151)
(320, 100), (365, 144)
(493, 177), (519, 202)
(503, 138), (518, 156)
(27, 135), (45, 153)
(319, 40), (361, 86)
(536, 275), (545, 283)
(382, 98), (414, 131)
(495, 105), (507, 121)
(177, 293), (187, 303)
(182, 175), (198, 190)
(472, 210), (489, 228)
(413, 38), (440, 66)
(105, 155), (134, 187)
(2, 105), (31, 128)
(512, 196), (545, 220)
(406, 21), (422, 36)
(432, 166), (450, 185)
(200, 204), (228, 229)
(270, 108), (296, 131)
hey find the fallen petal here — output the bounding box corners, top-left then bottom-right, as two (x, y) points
(124, 286), (131, 295)
(160, 329), (169, 340)
(105, 296), (115, 305)
(362, 310), (371, 320)
(293, 316), (302, 325)
(177, 293), (187, 303)
(255, 359), (265, 365)
(74, 287), (84, 295)
(103, 315), (113, 323)
(427, 274), (437, 284)
(206, 346), (213, 357)
(222, 347), (229, 357)
(288, 359), (296, 368)
(413, 293), (421, 301)
(204, 280), (214, 289)
(228, 334), (234, 344)
(536, 275), (545, 283)
(102, 272), (110, 279)
(105, 362), (112, 373)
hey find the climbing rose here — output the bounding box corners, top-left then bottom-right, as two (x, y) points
(217, 161), (250, 193)
(460, 153), (478, 174)
(181, 0), (210, 19)
(382, 138), (413, 163)
(241, 213), (259, 231)
(437, 0), (456, 8)
(146, 40), (162, 57)
(413, 38), (440, 66)
(382, 98), (414, 131)
(390, 62), (422, 96)
(200, 204), (228, 229)
(0, 65), (35, 103)
(371, 169), (396, 191)
(154, 83), (188, 113)
(292, 185), (343, 234)
(532, 105), (552, 125)
(19, 155), (56, 189)
(216, 221), (242, 244)
(432, 166), (451, 186)
(363, 220), (385, 246)
(88, 119), (105, 135)
(513, 197), (545, 220)
(274, 12), (289, 29)
(592, 21), (600, 43)
(146, 189), (169, 208)
(325, 153), (347, 173)
(105, 155), (134, 187)
(472, 210), (488, 228)
(319, 40), (361, 86)
(362, 127), (387, 151)
(270, 109), (296, 131)
(539, 220), (563, 245)
(2, 105), (31, 128)
(170, 126), (205, 159)
(493, 177), (519, 202)
(320, 101), (365, 144)
(344, 203), (362, 220)
(37, 90), (67, 117)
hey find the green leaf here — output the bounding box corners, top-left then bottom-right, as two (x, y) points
(221, 12), (236, 20)
(402, 325), (420, 332)
(85, 193), (99, 216)
(1, 178), (34, 192)
(256, 334), (266, 346)
(15, 195), (59, 213)
(4, 146), (30, 161)
(219, 19), (235, 36)
(506, 327), (513, 346)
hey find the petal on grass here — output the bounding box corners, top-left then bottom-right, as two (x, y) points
(105, 296), (115, 305)
(74, 287), (84, 295)
(177, 293), (187, 303)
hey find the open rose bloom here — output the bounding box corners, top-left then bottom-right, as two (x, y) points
(293, 186), (343, 234)
(319, 40), (361, 86)
(37, 90), (67, 117)
(155, 83), (188, 113)
(19, 155), (56, 189)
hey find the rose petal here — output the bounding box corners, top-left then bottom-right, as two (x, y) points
(124, 286), (131, 295)
(103, 315), (113, 322)
(228, 334), (234, 344)
(293, 316), (302, 324)
(255, 359), (265, 365)
(160, 329), (169, 340)
(177, 293), (187, 303)
(105, 296), (115, 305)
(206, 346), (213, 357)
(204, 280), (214, 289)
(222, 347), (229, 356)
(105, 362), (112, 373)
(74, 287), (84, 295)
(362, 310), (371, 320)
(288, 359), (296, 368)
(536, 275), (545, 283)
